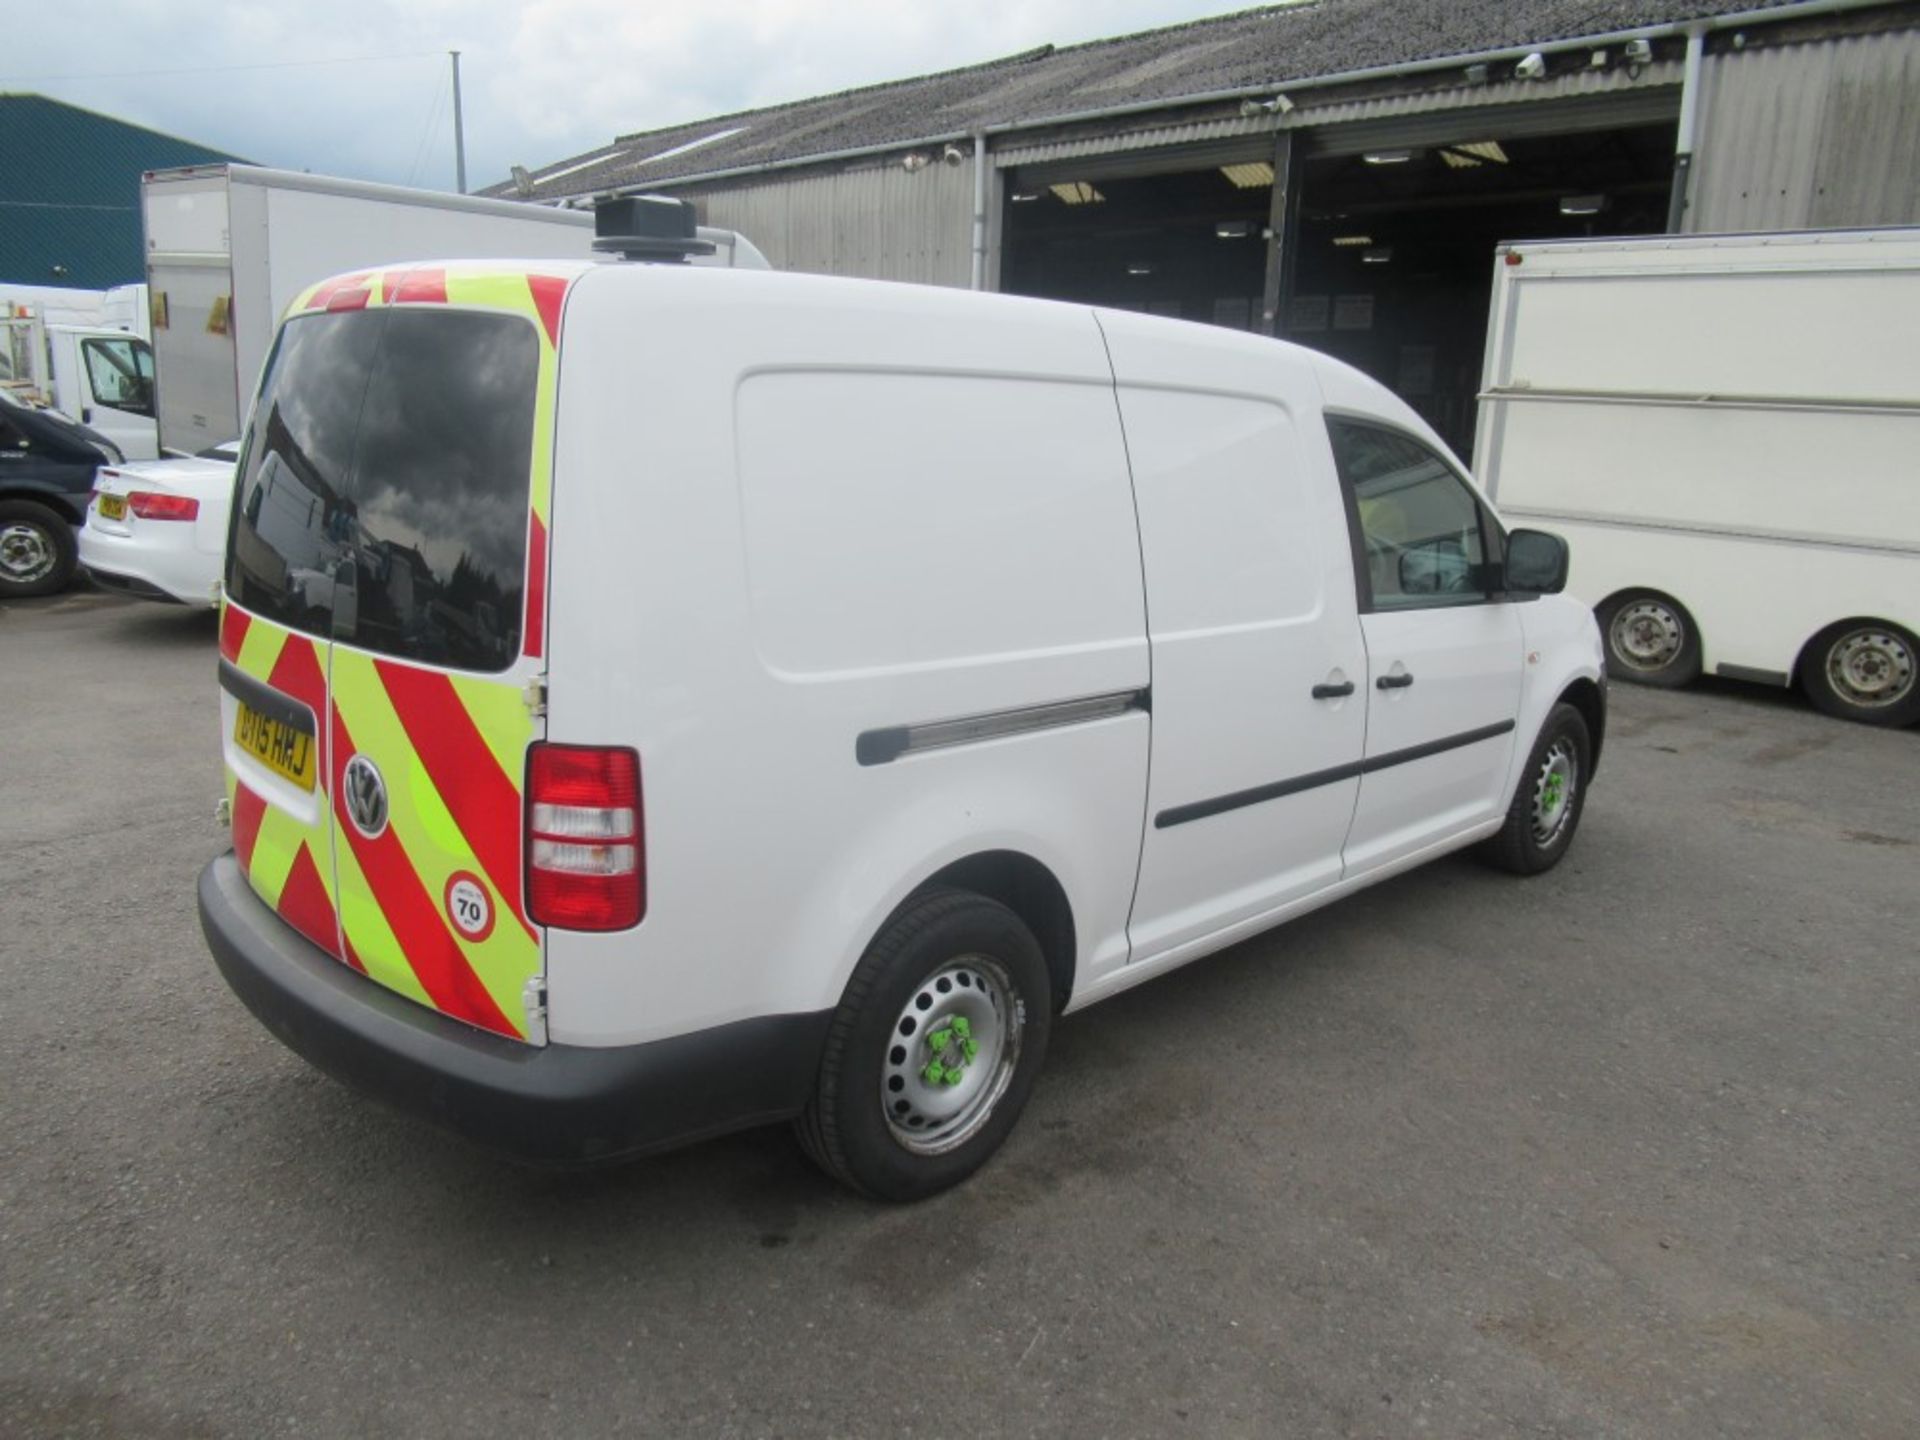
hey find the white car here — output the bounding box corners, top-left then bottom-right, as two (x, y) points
(80, 441), (240, 605)
(199, 206), (1605, 1202)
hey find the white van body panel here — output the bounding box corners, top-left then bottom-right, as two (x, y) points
(526, 266), (1599, 1049)
(543, 268), (1150, 1046)
(1474, 228), (1920, 684)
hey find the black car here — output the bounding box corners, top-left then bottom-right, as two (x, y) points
(0, 388), (124, 598)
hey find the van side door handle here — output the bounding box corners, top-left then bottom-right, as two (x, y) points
(1376, 672), (1415, 690)
(1311, 680), (1356, 699)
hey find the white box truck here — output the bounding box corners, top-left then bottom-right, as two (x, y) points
(2, 284), (159, 459)
(143, 166), (601, 456)
(1474, 229), (1920, 727)
(143, 165), (770, 456)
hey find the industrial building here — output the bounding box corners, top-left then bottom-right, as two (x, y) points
(0, 95), (246, 290)
(490, 0), (1920, 458)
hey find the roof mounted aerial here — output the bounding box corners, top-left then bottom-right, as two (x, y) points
(593, 195), (716, 262)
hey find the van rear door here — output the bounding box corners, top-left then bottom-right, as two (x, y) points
(224, 266), (567, 1042)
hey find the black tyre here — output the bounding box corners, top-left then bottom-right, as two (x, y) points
(1596, 589), (1701, 688)
(797, 888), (1052, 1202)
(1480, 702), (1592, 876)
(1800, 619), (1920, 728)
(0, 499), (78, 599)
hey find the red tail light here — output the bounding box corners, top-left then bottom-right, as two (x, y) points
(526, 743), (644, 931)
(127, 491), (199, 521)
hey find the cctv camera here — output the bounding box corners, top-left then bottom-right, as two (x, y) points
(1514, 52), (1547, 80)
(941, 144), (966, 166)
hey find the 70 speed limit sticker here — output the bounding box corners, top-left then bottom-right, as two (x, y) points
(443, 871), (496, 942)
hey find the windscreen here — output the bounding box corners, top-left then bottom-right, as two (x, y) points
(226, 307), (539, 673)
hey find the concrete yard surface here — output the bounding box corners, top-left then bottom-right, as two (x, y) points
(1, 587), (1915, 1439)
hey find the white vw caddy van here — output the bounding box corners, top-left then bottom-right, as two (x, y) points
(198, 199), (1605, 1201)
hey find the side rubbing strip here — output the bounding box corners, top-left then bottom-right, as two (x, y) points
(218, 657), (317, 737)
(858, 689), (1149, 766)
(1156, 719), (1516, 829)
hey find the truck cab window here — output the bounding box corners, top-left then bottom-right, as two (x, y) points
(1327, 419), (1498, 610)
(82, 338), (156, 417)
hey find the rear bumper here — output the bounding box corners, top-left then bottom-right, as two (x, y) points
(198, 854), (831, 1164)
(77, 525), (216, 606)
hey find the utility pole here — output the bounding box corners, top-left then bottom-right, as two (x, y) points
(450, 49), (467, 195)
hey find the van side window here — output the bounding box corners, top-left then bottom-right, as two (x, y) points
(1327, 418), (1499, 610)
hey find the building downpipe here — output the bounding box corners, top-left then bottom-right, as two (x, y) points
(1667, 26), (1708, 232)
(971, 132), (988, 290)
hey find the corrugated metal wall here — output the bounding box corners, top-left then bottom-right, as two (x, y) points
(1691, 29), (1920, 231)
(693, 161), (975, 288)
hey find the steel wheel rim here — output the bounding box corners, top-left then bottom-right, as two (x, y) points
(881, 955), (1022, 1156)
(1609, 600), (1684, 673)
(0, 522), (55, 583)
(1530, 738), (1579, 847)
(1825, 628), (1915, 709)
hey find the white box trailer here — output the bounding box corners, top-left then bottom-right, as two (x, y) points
(143, 164), (767, 456)
(143, 166), (603, 455)
(1474, 229), (1920, 727)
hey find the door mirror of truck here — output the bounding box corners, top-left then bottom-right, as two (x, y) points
(1505, 529), (1569, 596)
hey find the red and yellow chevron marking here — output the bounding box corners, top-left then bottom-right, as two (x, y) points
(288, 261), (569, 660)
(328, 648), (537, 1039)
(220, 601), (345, 964)
(219, 262), (572, 1039)
(220, 600), (540, 1038)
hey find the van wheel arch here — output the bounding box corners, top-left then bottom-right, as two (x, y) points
(1556, 677), (1606, 776)
(906, 851), (1077, 1013)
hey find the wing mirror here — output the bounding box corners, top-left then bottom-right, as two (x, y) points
(1505, 528), (1569, 595)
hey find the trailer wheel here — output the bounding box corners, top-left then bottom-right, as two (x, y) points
(1597, 590), (1701, 689)
(0, 499), (78, 599)
(1801, 620), (1920, 728)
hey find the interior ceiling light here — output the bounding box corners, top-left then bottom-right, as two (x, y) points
(1362, 246), (1393, 264)
(1331, 234), (1374, 247)
(1220, 162), (1275, 189)
(1440, 140), (1511, 170)
(1049, 181), (1104, 205)
(1214, 219), (1255, 239)
(1362, 149), (1416, 165)
(1559, 193), (1610, 216)
(1126, 261), (1154, 276)
(1010, 190), (1041, 202)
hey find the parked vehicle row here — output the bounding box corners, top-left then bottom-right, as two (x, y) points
(196, 211), (1607, 1202)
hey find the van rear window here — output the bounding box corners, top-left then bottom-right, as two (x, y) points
(227, 307), (539, 673)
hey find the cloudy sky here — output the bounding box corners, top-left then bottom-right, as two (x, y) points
(10, 0), (1250, 191)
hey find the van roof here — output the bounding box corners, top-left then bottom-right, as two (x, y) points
(286, 257), (1457, 464)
